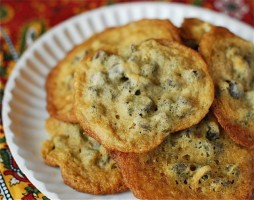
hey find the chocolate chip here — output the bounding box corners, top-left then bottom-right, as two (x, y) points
(206, 127), (220, 141)
(120, 76), (129, 82)
(201, 174), (208, 181)
(172, 163), (188, 177)
(192, 70), (198, 76)
(227, 81), (241, 99)
(135, 90), (141, 95)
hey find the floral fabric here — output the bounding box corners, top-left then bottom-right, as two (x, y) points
(0, 0), (253, 199)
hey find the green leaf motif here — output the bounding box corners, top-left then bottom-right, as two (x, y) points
(0, 5), (8, 19)
(42, 196), (50, 200)
(19, 20), (46, 55)
(193, 0), (203, 6)
(0, 66), (6, 77)
(0, 149), (11, 170)
(0, 137), (6, 144)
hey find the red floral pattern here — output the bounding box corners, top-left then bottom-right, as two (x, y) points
(0, 0), (253, 199)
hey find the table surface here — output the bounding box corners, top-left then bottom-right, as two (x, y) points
(0, 0), (253, 199)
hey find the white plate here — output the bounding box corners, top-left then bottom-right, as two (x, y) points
(2, 2), (254, 200)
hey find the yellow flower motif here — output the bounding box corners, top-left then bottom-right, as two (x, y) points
(6, 61), (16, 78)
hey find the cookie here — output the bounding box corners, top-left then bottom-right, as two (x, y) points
(46, 44), (89, 123)
(41, 117), (128, 194)
(112, 114), (254, 199)
(46, 19), (181, 123)
(180, 18), (213, 49)
(199, 27), (254, 148)
(74, 39), (214, 153)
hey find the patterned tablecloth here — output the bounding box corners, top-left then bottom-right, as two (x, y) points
(0, 0), (253, 199)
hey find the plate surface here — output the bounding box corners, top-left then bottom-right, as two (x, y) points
(2, 2), (254, 200)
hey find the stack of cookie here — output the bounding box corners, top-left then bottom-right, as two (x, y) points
(42, 18), (254, 199)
